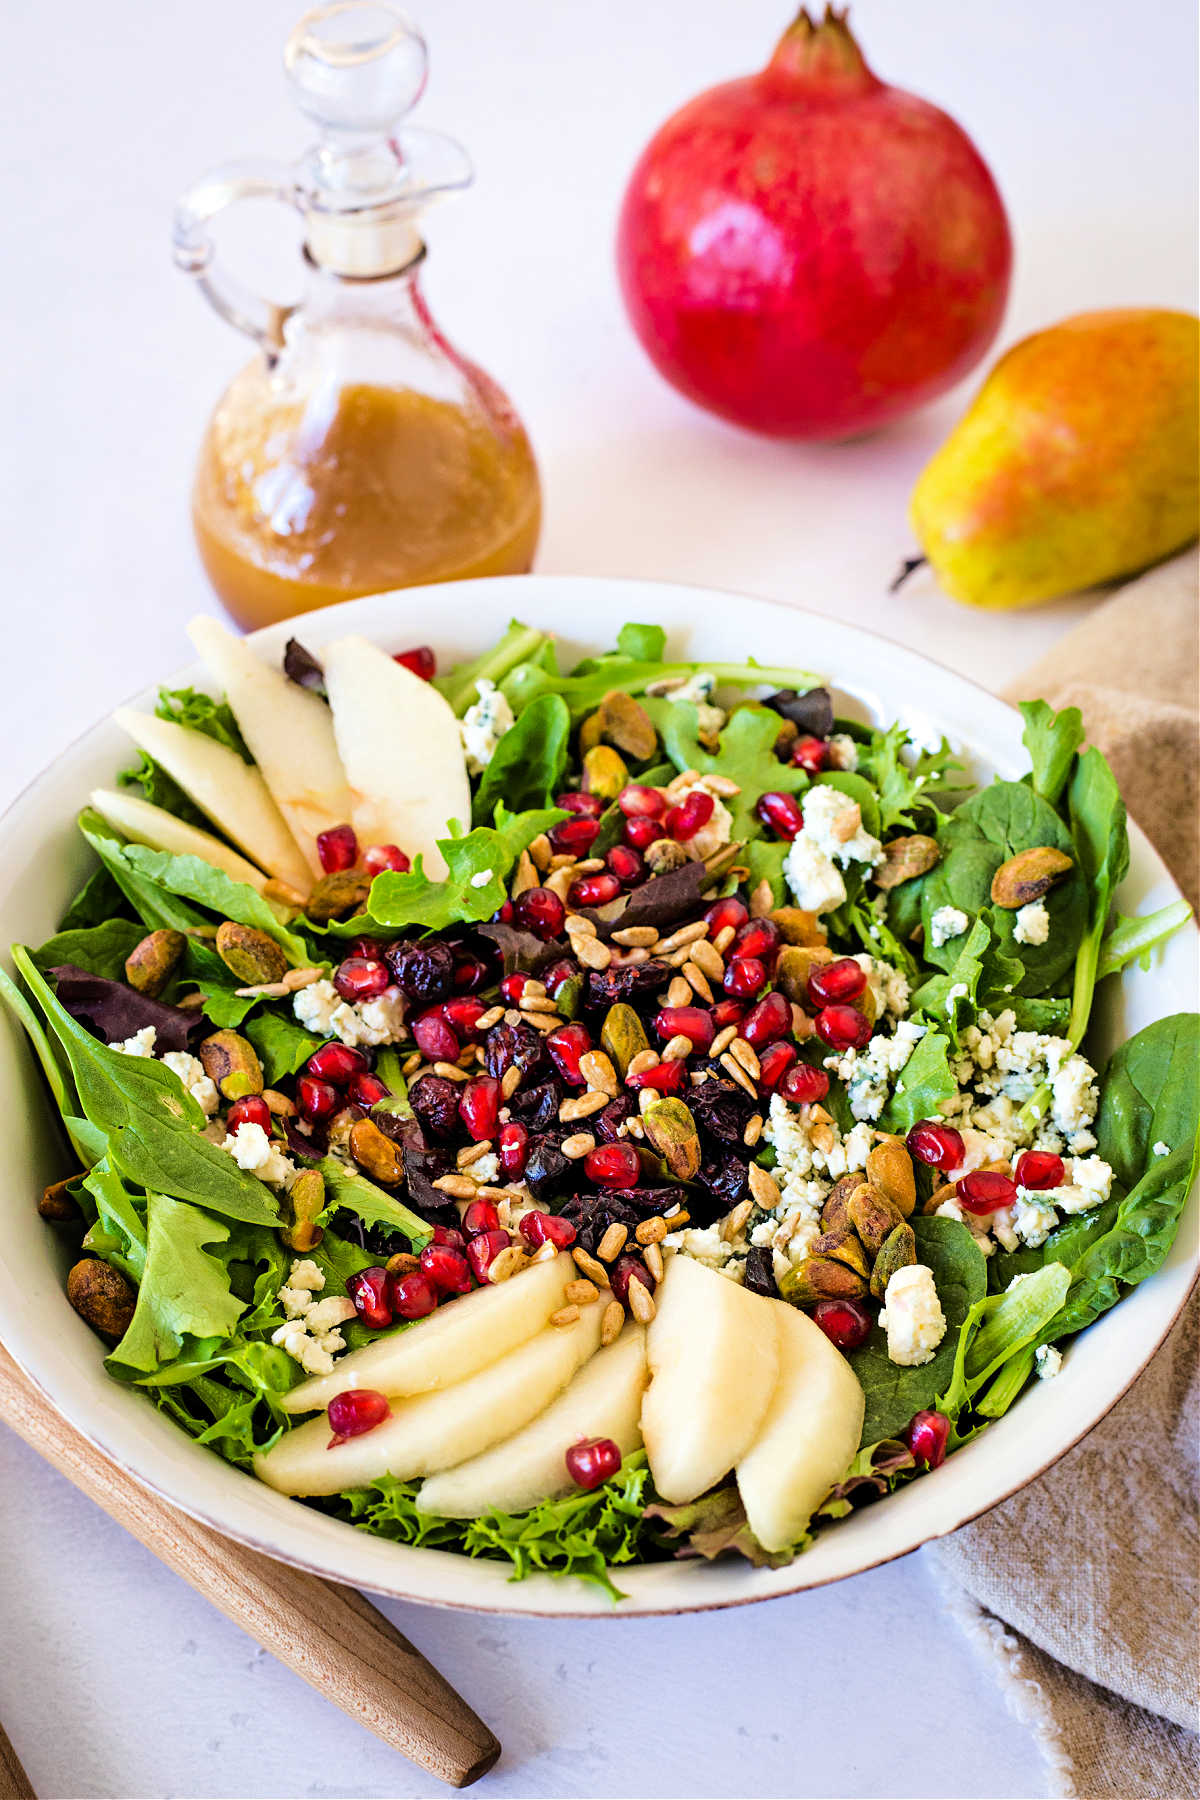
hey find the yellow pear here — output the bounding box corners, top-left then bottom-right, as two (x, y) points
(909, 308), (1198, 609)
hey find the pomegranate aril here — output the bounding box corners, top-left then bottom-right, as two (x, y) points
(742, 990), (792, 1049)
(347, 1071), (390, 1107)
(498, 1120), (530, 1178)
(706, 896), (749, 935)
(500, 972), (531, 1003)
(512, 886), (567, 940)
(363, 843), (410, 876)
(459, 1074), (500, 1141)
(815, 1004), (872, 1050)
(665, 790), (714, 841)
(610, 1254), (655, 1304)
(452, 954), (490, 993)
(569, 872), (622, 907)
(333, 956), (390, 1003)
(306, 1042), (369, 1087)
(390, 1271), (438, 1321)
(346, 1266), (393, 1330)
(906, 1121), (965, 1171)
(556, 790), (605, 818)
(906, 1408), (951, 1469)
(618, 783), (666, 818)
(956, 1169), (1018, 1215)
(757, 1041), (798, 1090)
(625, 1058), (686, 1094)
(778, 1061), (830, 1104)
(431, 1224), (465, 1249)
(519, 1210), (577, 1250)
(548, 816), (601, 856)
(813, 1298), (872, 1350)
(584, 1142), (641, 1188)
(653, 1005), (714, 1051)
(419, 1242), (473, 1295)
(565, 1436), (622, 1491)
(624, 815), (660, 850)
(547, 1022), (593, 1085)
(495, 901), (514, 922)
(756, 790), (804, 840)
(808, 958), (868, 1006)
(443, 996), (487, 1039)
(462, 1198), (502, 1238)
(327, 1388), (390, 1446)
(1015, 1150), (1066, 1190)
(734, 918), (781, 963)
(297, 1075), (340, 1122)
(723, 956), (767, 999)
(543, 958), (578, 995)
(413, 1010), (460, 1062)
(392, 645), (436, 680)
(317, 823), (358, 873)
(712, 998), (747, 1030)
(605, 844), (646, 887)
(467, 1228), (513, 1283)
(227, 1094), (272, 1134)
(791, 734), (830, 773)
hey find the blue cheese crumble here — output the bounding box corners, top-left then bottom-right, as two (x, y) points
(1013, 900), (1051, 946)
(294, 977), (406, 1047)
(460, 678), (515, 774)
(110, 1026), (219, 1115)
(930, 904), (969, 948)
(271, 1258), (357, 1376)
(878, 1263), (946, 1366)
(1035, 1344), (1063, 1381)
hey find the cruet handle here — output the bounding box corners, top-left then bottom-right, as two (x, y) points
(172, 159), (302, 354)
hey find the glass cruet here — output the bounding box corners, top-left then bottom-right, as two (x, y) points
(174, 2), (541, 631)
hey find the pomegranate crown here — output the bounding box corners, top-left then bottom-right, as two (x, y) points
(765, 5), (879, 96)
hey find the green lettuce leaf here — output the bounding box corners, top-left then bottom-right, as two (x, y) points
(118, 751), (210, 830)
(343, 806), (565, 936)
(1018, 700), (1085, 809)
(471, 694), (570, 825)
(58, 865), (132, 933)
(318, 1157), (432, 1247)
(245, 1012), (324, 1085)
(658, 703), (806, 843)
(1064, 746), (1130, 1044)
(879, 1029), (957, 1134)
(155, 686), (250, 761)
(31, 918), (146, 981)
(109, 1193), (247, 1374)
(856, 722), (966, 833)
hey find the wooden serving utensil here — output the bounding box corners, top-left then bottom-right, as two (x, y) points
(0, 1345), (500, 1790)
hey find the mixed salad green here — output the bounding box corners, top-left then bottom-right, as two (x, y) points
(4, 616), (1196, 1600)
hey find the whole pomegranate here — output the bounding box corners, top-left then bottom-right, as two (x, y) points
(616, 8), (1012, 439)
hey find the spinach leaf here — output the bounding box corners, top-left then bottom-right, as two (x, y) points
(245, 1012), (324, 1085)
(119, 751), (210, 830)
(501, 640), (824, 724)
(109, 1192), (247, 1374)
(1095, 900), (1192, 983)
(0, 959), (88, 1157)
(191, 983), (262, 1029)
(79, 809), (214, 939)
(1065, 746), (1130, 1044)
(318, 1157), (432, 1247)
(617, 622), (666, 662)
(81, 1159), (147, 1283)
(847, 1216), (987, 1445)
(342, 806), (565, 936)
(1006, 995), (1071, 1034)
(471, 694), (570, 825)
(155, 686), (250, 761)
(113, 843), (310, 964)
(59, 865), (132, 932)
(13, 948), (278, 1226)
(434, 620), (553, 717)
(1019, 700), (1084, 809)
(879, 1029), (957, 1134)
(32, 919), (145, 981)
(659, 704), (805, 843)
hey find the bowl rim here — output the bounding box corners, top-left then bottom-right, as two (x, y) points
(1, 571), (1195, 1618)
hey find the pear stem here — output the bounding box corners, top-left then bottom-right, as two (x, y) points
(889, 556), (928, 594)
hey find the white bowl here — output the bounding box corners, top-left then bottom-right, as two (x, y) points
(1, 575), (1195, 1617)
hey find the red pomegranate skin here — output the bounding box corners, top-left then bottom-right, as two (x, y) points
(616, 11), (1012, 439)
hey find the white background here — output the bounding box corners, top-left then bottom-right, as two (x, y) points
(0, 0), (1194, 1794)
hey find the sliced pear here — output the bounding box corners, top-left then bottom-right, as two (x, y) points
(417, 1320), (648, 1517)
(90, 788), (269, 893)
(736, 1301), (866, 1553)
(188, 617), (352, 877)
(641, 1254), (779, 1505)
(321, 635), (471, 881)
(281, 1252), (576, 1414)
(111, 707), (311, 892)
(255, 1302), (605, 1498)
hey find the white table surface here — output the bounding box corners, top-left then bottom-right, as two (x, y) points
(0, 1), (1193, 1794)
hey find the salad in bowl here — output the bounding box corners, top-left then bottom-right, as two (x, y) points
(3, 609), (1196, 1601)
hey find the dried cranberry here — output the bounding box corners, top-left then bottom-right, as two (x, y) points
(363, 843), (410, 875)
(723, 956), (767, 998)
(697, 1151), (751, 1218)
(565, 1437), (622, 1490)
(1015, 1150), (1066, 1190)
(742, 1246), (780, 1298)
(508, 1080), (563, 1131)
(347, 1266), (392, 1329)
(625, 1059), (686, 1094)
(813, 1298), (872, 1350)
(306, 1043), (370, 1087)
(409, 1074), (463, 1141)
(467, 1229), (512, 1283)
(462, 1198), (501, 1237)
(610, 1254), (655, 1304)
(519, 1210), (577, 1250)
(512, 886), (567, 940)
(390, 1271), (438, 1320)
(618, 784), (665, 818)
(778, 1062), (829, 1104)
(906, 1121), (965, 1171)
(413, 1009), (460, 1062)
(297, 1075), (339, 1122)
(956, 1169), (1018, 1215)
(808, 958), (867, 1006)
(742, 991), (792, 1048)
(791, 735), (830, 772)
(348, 1071), (390, 1107)
(393, 645), (436, 679)
(624, 815), (660, 850)
(665, 790), (714, 841)
(688, 1077), (756, 1144)
(385, 938), (457, 1004)
(756, 791), (804, 840)
(906, 1409), (951, 1469)
(549, 817), (601, 856)
(757, 1041), (798, 1090)
(815, 1004), (872, 1050)
(317, 823), (358, 873)
(333, 957), (390, 1003)
(605, 844), (646, 887)
(227, 1094), (271, 1134)
(569, 873), (622, 907)
(498, 1120), (529, 1178)
(653, 1006), (714, 1050)
(594, 1093), (639, 1140)
(706, 896), (749, 935)
(585, 960), (670, 1007)
(484, 1017), (547, 1083)
(734, 918), (781, 963)
(584, 1142), (641, 1188)
(328, 1388), (390, 1446)
(547, 1022), (593, 1085)
(459, 1074), (500, 1141)
(523, 1137), (572, 1200)
(556, 790), (605, 818)
(419, 1242), (473, 1294)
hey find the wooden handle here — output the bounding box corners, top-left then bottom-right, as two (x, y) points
(0, 1723), (35, 1800)
(0, 1347), (499, 1789)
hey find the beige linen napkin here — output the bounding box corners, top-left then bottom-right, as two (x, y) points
(924, 550), (1200, 1800)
